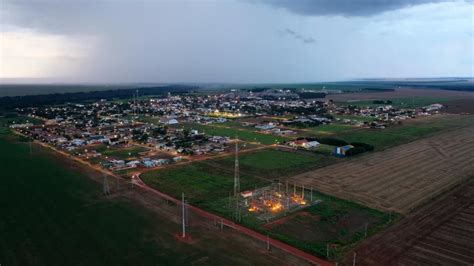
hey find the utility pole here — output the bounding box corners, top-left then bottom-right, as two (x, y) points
(353, 252), (357, 266)
(182, 193), (186, 238)
(29, 140), (33, 157)
(266, 235), (270, 251)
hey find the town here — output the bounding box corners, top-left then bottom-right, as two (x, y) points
(11, 88), (444, 173)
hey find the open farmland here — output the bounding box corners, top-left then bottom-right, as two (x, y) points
(289, 123), (474, 214)
(347, 178), (474, 265)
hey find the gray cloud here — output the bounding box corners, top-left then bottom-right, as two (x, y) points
(281, 28), (316, 44)
(260, 0), (459, 16)
(1, 0), (472, 82)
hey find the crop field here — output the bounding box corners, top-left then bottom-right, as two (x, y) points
(204, 148), (337, 179)
(289, 123), (474, 214)
(0, 120), (311, 266)
(348, 178), (474, 265)
(181, 123), (289, 145)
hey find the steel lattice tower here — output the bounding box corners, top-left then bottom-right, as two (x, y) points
(233, 141), (240, 196)
(233, 140), (241, 221)
(103, 173), (111, 195)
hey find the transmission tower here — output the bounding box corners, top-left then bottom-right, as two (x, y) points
(233, 141), (240, 196)
(233, 140), (241, 221)
(103, 173), (111, 195)
(182, 193), (186, 238)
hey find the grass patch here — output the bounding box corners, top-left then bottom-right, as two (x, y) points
(302, 124), (356, 135)
(141, 162), (269, 213)
(101, 145), (148, 160)
(208, 149), (338, 179)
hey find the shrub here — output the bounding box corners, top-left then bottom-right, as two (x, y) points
(318, 137), (348, 146)
(350, 142), (375, 151)
(345, 147), (366, 156)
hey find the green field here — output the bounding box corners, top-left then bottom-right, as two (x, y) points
(141, 162), (269, 213)
(207, 149), (337, 179)
(181, 123), (289, 145)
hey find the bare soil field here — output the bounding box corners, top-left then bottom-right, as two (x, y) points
(442, 99), (474, 114)
(345, 178), (474, 265)
(327, 88), (474, 101)
(288, 125), (474, 214)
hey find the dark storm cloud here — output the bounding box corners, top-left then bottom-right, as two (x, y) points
(260, 0), (457, 16)
(281, 28), (316, 44)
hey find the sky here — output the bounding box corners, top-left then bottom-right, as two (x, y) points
(0, 0), (473, 83)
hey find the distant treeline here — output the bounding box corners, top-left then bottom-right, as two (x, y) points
(360, 88), (395, 92)
(0, 85), (197, 109)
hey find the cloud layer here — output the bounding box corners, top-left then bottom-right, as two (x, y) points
(260, 0), (458, 16)
(1, 0), (472, 83)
